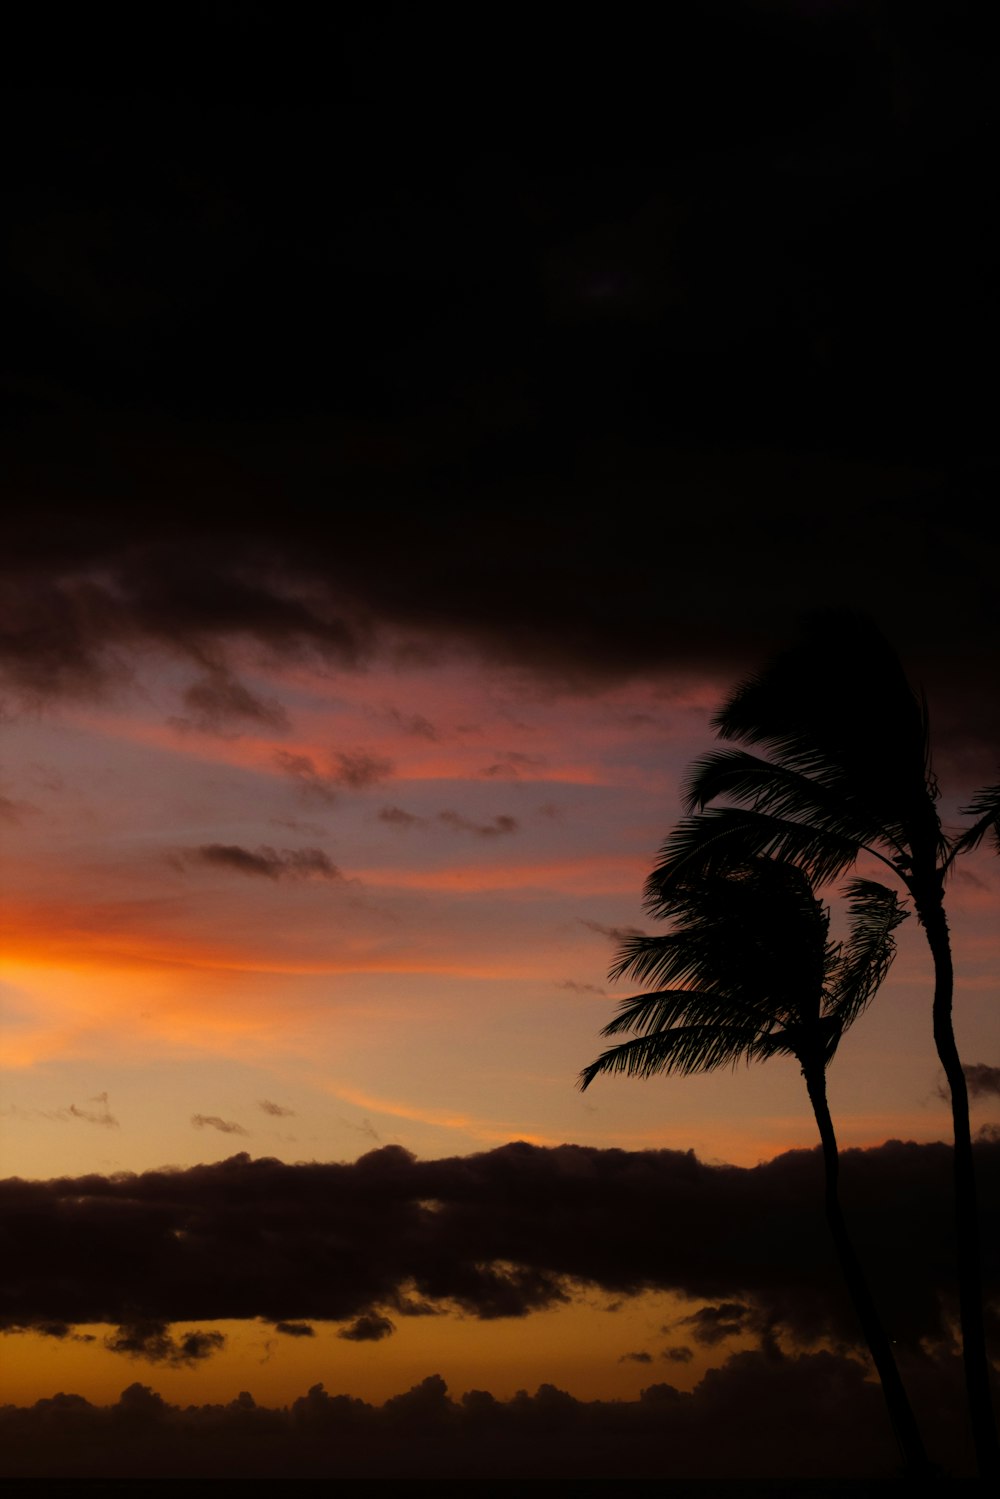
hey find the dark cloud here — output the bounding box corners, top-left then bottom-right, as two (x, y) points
(191, 1115), (248, 1136)
(662, 1345), (694, 1364)
(378, 805), (421, 829)
(681, 1301), (751, 1346)
(935, 1064), (1000, 1107)
(558, 980), (608, 997)
(332, 750), (394, 789)
(272, 751), (339, 804)
(175, 669), (289, 735)
(618, 1350), (652, 1364)
(0, 1348), (976, 1479)
(2, 1140), (996, 1361)
(379, 806), (518, 838)
(257, 1100), (295, 1118)
(273, 1321), (315, 1339)
(337, 1313), (395, 1344)
(186, 844), (342, 882)
(579, 919), (647, 943)
(25, 1320), (73, 1339)
(964, 1064), (1000, 1101)
(272, 749), (392, 802)
(103, 1319), (225, 1366)
(437, 811), (518, 838)
(2, 7), (997, 781)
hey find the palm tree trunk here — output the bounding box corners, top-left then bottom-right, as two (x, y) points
(803, 1063), (932, 1479)
(921, 898), (1000, 1481)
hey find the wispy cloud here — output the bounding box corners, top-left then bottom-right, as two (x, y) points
(379, 806), (518, 838)
(174, 669), (290, 735)
(382, 708), (438, 740)
(0, 794), (39, 824)
(579, 918), (647, 942)
(185, 844), (343, 881)
(258, 1099), (295, 1118)
(273, 751), (339, 803)
(333, 750), (394, 789)
(67, 1092), (119, 1128)
(438, 811), (518, 838)
(274, 747), (393, 801)
(480, 751), (546, 779)
(191, 1114), (248, 1135)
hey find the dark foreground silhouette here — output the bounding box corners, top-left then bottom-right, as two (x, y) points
(0, 1352), (983, 1482)
(581, 862), (929, 1475)
(636, 612), (1000, 1478)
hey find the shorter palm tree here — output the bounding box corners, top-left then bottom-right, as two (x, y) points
(580, 858), (932, 1478)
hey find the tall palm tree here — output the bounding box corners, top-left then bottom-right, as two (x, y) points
(581, 859), (932, 1477)
(643, 613), (999, 1478)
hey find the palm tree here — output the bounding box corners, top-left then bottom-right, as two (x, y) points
(643, 612), (999, 1478)
(581, 858), (932, 1477)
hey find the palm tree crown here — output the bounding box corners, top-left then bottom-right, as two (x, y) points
(632, 610), (998, 1479)
(580, 859), (905, 1091)
(581, 858), (932, 1475)
(645, 613), (948, 903)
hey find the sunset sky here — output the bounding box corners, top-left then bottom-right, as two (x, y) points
(2, 3), (998, 1480)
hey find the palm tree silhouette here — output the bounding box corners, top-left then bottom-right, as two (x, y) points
(581, 858), (932, 1477)
(642, 613), (998, 1478)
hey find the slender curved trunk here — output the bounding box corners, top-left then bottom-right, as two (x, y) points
(803, 1063), (932, 1479)
(920, 897), (1000, 1481)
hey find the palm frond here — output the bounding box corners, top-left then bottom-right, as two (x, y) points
(609, 932), (715, 988)
(600, 987), (782, 1039)
(584, 860), (848, 1086)
(611, 926), (779, 994)
(620, 861), (827, 998)
(947, 783), (1000, 864)
(826, 878), (908, 1028)
(579, 1023), (765, 1090)
(712, 613), (942, 863)
(644, 809), (863, 916)
(684, 749), (902, 855)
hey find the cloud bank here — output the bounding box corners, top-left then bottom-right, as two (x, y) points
(2, 1139), (996, 1358)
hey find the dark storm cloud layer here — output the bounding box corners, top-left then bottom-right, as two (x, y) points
(3, 7), (998, 759)
(2, 1140), (997, 1354)
(0, 1354), (977, 1481)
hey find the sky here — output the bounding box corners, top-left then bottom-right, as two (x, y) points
(2, 2), (999, 1481)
